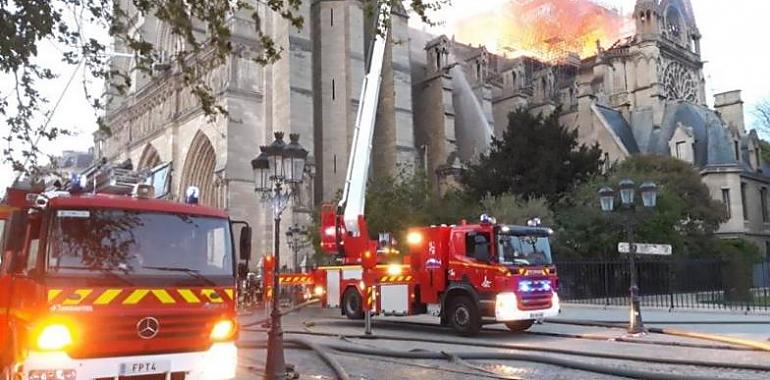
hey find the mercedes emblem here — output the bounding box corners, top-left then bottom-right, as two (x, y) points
(136, 317), (160, 340)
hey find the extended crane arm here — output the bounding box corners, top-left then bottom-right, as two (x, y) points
(338, 2), (391, 237)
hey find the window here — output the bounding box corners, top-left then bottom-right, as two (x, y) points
(464, 232), (491, 262)
(756, 150), (762, 172)
(47, 210), (234, 277)
(675, 141), (686, 159)
(331, 78), (335, 100)
(762, 188), (768, 223)
(722, 189), (731, 219)
(330, 8), (334, 27)
(741, 183), (748, 221)
(734, 141), (740, 161)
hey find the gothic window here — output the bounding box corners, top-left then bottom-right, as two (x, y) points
(662, 62), (697, 102)
(722, 189), (731, 219)
(665, 7), (683, 42)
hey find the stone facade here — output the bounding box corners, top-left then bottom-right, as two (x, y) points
(408, 0), (770, 256)
(100, 0), (770, 262)
(100, 0), (416, 269)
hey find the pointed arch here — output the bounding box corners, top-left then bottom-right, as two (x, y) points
(137, 144), (161, 171)
(179, 131), (219, 207)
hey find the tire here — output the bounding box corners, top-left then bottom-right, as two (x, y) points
(448, 295), (481, 336)
(342, 288), (364, 320)
(504, 319), (534, 332)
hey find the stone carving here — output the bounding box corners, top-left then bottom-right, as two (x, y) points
(662, 61), (696, 102)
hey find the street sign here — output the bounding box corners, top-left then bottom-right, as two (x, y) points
(618, 243), (672, 256)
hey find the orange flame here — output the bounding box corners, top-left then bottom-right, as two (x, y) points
(453, 0), (633, 62)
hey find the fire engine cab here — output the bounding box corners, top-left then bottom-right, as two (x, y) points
(269, 2), (560, 336)
(1, 161), (251, 380)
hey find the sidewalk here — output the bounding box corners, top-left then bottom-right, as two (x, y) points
(557, 303), (770, 340)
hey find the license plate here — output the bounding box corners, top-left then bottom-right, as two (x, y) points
(529, 312), (545, 319)
(119, 361), (170, 376)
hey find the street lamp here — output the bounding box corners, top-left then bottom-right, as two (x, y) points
(251, 131), (308, 380)
(598, 179), (658, 335)
(286, 224), (309, 272)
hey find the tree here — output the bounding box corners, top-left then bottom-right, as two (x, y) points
(461, 108), (603, 204)
(0, 0), (446, 176)
(478, 193), (554, 227)
(555, 155), (728, 259)
(365, 166), (477, 242)
(754, 96), (770, 133)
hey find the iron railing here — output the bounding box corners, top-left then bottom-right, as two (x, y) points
(556, 259), (770, 311)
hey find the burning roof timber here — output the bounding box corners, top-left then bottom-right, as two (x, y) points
(452, 0), (634, 63)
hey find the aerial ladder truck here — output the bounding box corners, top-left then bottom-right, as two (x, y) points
(272, 3), (561, 336)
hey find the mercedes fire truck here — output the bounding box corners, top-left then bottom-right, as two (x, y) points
(1, 161), (251, 380)
(270, 3), (560, 336)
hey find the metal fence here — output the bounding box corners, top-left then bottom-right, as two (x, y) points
(556, 259), (770, 311)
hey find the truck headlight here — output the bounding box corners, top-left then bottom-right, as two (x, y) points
(495, 292), (518, 321)
(210, 319), (237, 341)
(36, 324), (73, 351)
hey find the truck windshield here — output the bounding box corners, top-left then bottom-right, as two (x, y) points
(497, 234), (553, 266)
(47, 209), (233, 277)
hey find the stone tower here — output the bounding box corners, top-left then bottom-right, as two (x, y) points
(312, 0), (415, 203)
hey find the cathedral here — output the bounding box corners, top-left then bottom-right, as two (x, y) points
(98, 0), (770, 266)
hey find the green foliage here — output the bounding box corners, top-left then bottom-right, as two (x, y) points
(714, 238), (762, 302)
(555, 155), (728, 259)
(461, 108), (603, 204)
(479, 193), (554, 227)
(365, 166), (477, 242)
(0, 0), (445, 176)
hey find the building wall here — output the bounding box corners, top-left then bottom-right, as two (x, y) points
(703, 169), (770, 256)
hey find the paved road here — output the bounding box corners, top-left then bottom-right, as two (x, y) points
(236, 304), (770, 379)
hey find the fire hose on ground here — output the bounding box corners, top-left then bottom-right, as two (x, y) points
(238, 300), (770, 378)
(239, 298), (320, 328)
(241, 325), (770, 373)
(237, 338), (757, 380)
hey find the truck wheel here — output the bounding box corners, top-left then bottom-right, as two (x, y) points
(448, 295), (481, 336)
(504, 319), (534, 332)
(343, 288), (364, 320)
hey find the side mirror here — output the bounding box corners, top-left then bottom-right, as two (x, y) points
(4, 211), (26, 252)
(5, 211), (28, 273)
(239, 225), (252, 261)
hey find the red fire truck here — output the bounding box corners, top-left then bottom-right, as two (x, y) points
(271, 3), (559, 336)
(1, 162), (251, 380)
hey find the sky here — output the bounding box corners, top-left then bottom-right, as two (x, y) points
(2, 0), (769, 192)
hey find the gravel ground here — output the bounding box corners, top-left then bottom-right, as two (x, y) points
(236, 305), (770, 380)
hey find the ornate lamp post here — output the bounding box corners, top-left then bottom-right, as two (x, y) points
(599, 179), (658, 335)
(286, 224), (309, 272)
(251, 132), (308, 380)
